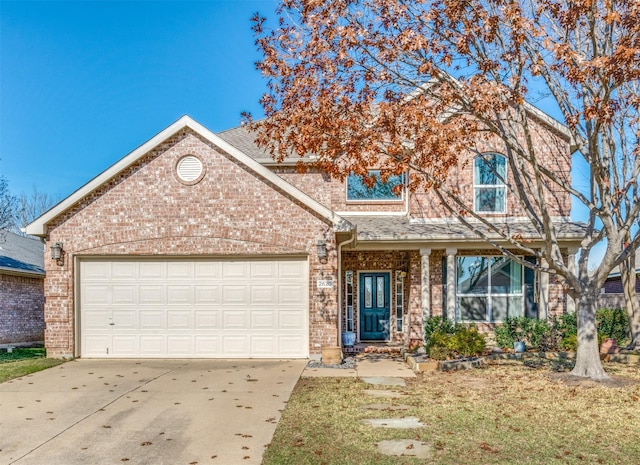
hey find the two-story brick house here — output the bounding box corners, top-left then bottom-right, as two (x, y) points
(26, 115), (583, 359)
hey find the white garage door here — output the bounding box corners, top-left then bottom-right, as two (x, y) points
(79, 258), (308, 358)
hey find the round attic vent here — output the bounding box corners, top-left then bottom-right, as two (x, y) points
(175, 155), (204, 184)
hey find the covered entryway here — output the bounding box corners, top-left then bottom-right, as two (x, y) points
(79, 257), (308, 358)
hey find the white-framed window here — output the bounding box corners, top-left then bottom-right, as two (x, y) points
(456, 256), (523, 322)
(474, 153), (506, 213)
(395, 271), (404, 331)
(345, 270), (354, 332)
(346, 170), (404, 201)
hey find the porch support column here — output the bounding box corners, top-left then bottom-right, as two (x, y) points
(420, 248), (431, 343)
(446, 248), (457, 322)
(566, 247), (578, 314)
(539, 255), (549, 320)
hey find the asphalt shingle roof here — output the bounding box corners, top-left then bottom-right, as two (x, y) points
(217, 125), (271, 161)
(0, 231), (45, 276)
(345, 216), (587, 242)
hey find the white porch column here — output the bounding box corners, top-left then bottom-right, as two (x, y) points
(566, 247), (578, 314)
(539, 256), (549, 320)
(446, 248), (457, 322)
(420, 249), (431, 337)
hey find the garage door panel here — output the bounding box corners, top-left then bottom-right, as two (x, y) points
(279, 336), (306, 356)
(167, 285), (192, 305)
(139, 310), (164, 329)
(80, 258), (308, 358)
(194, 285), (220, 304)
(83, 285), (110, 305)
(83, 310), (109, 329)
(139, 262), (164, 279)
(195, 310), (219, 328)
(279, 310), (304, 330)
(251, 285), (276, 304)
(139, 336), (165, 355)
(251, 261), (277, 279)
(194, 262), (221, 278)
(112, 262), (136, 279)
(139, 286), (164, 304)
(223, 311), (248, 329)
(82, 261), (111, 280)
(112, 336), (138, 356)
(194, 336), (219, 355)
(167, 336), (193, 354)
(222, 285), (249, 305)
(167, 310), (191, 329)
(223, 262), (249, 279)
(251, 336), (276, 355)
(112, 286), (136, 305)
(222, 335), (249, 355)
(280, 285), (306, 304)
(251, 310), (276, 329)
(167, 261), (192, 278)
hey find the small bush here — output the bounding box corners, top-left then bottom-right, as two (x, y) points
(425, 318), (486, 360)
(494, 316), (553, 351)
(596, 308), (629, 342)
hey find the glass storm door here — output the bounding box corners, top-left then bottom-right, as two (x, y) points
(359, 272), (390, 340)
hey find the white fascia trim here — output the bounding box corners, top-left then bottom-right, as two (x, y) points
(25, 116), (352, 236)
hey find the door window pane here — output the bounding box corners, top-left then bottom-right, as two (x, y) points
(364, 276), (372, 308)
(377, 276), (385, 307)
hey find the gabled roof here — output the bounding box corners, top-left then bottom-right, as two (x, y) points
(24, 116), (353, 236)
(0, 231), (45, 277)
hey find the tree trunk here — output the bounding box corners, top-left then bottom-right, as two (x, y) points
(621, 253), (639, 349)
(570, 291), (610, 380)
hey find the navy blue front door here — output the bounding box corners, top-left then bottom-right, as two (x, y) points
(359, 272), (390, 340)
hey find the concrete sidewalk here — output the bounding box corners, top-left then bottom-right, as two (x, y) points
(302, 353), (416, 378)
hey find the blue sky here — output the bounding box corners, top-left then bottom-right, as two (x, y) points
(1, 0), (273, 198)
(1, 0), (600, 262)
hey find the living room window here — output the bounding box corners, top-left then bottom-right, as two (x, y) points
(474, 153), (506, 213)
(346, 170), (403, 201)
(456, 255), (523, 322)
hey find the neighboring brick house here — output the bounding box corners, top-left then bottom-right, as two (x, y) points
(0, 230), (45, 345)
(598, 249), (640, 309)
(26, 115), (583, 359)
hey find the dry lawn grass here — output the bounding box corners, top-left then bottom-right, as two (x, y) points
(263, 360), (640, 465)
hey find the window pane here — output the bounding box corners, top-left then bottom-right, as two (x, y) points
(459, 296), (487, 321)
(347, 170), (403, 200)
(492, 296), (523, 321)
(490, 257), (522, 294)
(457, 256), (489, 294)
(475, 187), (505, 212)
(377, 276), (385, 307)
(364, 277), (372, 308)
(475, 154), (506, 185)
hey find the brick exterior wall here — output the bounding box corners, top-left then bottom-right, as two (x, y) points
(43, 129), (338, 358)
(0, 273), (45, 344)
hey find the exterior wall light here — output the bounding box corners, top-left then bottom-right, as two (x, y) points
(316, 240), (327, 260)
(51, 242), (64, 265)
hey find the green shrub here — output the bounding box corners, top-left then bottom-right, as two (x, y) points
(424, 319), (486, 360)
(596, 308), (629, 342)
(556, 313), (577, 351)
(448, 325), (486, 357)
(494, 316), (555, 351)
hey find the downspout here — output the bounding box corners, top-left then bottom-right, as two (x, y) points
(337, 229), (357, 348)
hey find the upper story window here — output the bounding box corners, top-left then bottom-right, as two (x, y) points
(346, 170), (403, 201)
(474, 153), (506, 213)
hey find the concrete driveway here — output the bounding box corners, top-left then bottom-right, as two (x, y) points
(0, 359), (306, 465)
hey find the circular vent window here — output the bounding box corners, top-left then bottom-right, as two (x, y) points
(175, 155), (204, 184)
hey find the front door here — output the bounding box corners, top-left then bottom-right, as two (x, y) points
(359, 272), (390, 341)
